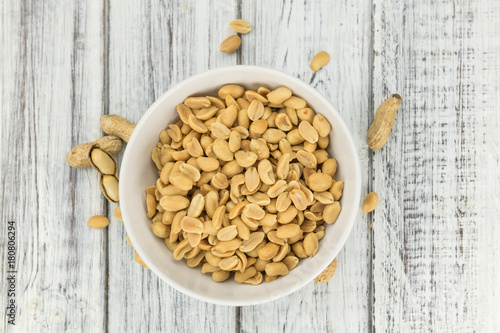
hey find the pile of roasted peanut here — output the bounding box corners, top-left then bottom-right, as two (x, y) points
(145, 85), (343, 284)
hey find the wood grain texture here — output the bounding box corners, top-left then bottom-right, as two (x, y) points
(0, 0), (107, 331)
(239, 1), (373, 332)
(371, 0), (500, 331)
(107, 1), (238, 332)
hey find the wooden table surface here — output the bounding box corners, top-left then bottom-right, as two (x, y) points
(1, 0), (499, 332)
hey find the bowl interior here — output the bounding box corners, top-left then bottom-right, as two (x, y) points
(120, 66), (361, 306)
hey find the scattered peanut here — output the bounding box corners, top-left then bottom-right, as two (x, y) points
(230, 19), (252, 34)
(87, 215), (109, 229)
(220, 35), (242, 54)
(362, 192), (379, 213)
(367, 94), (402, 150)
(310, 51), (330, 72)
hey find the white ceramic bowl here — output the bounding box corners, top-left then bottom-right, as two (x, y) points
(120, 66), (361, 306)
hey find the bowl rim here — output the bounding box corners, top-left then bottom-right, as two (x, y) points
(120, 65), (362, 306)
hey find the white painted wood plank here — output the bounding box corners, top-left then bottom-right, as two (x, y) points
(107, 1), (239, 332)
(239, 1), (372, 332)
(371, 0), (500, 331)
(0, 0), (107, 331)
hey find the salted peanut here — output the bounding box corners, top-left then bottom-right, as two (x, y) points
(173, 239), (193, 260)
(310, 113), (331, 138)
(272, 242), (289, 262)
(267, 180), (287, 198)
(239, 231), (265, 252)
(201, 263), (220, 273)
(169, 172), (193, 191)
(234, 150), (258, 168)
(200, 135), (214, 150)
(217, 225), (238, 241)
(220, 35), (241, 53)
(362, 192), (379, 213)
(247, 192), (271, 206)
(265, 262), (289, 276)
(296, 150), (317, 169)
(151, 147), (162, 170)
(298, 120), (319, 143)
(329, 180), (344, 201)
(289, 189), (308, 211)
(219, 189), (230, 206)
(217, 255), (238, 271)
(87, 215), (109, 229)
(185, 96), (211, 109)
(286, 129), (305, 145)
(282, 108), (297, 127)
(267, 87), (292, 104)
(303, 232), (319, 257)
(291, 241), (307, 258)
(314, 191), (334, 204)
(160, 162), (175, 185)
(160, 147), (174, 165)
(247, 100), (264, 121)
(301, 220), (317, 232)
(322, 159), (337, 178)
(175, 104), (192, 124)
(196, 106), (219, 120)
(211, 122), (231, 139)
(310, 51), (330, 71)
(274, 113), (292, 131)
(151, 221), (169, 238)
(214, 238), (242, 254)
(205, 251), (221, 270)
(159, 195), (190, 211)
(276, 153), (290, 180)
(212, 270), (230, 282)
(253, 258), (269, 272)
(212, 206), (226, 229)
(307, 173), (334, 192)
(245, 90), (268, 104)
(166, 124), (182, 142)
(278, 138), (293, 156)
(240, 139), (251, 151)
(297, 108), (316, 124)
(235, 266), (257, 283)
(302, 168), (316, 184)
(249, 119), (268, 137)
(228, 201), (248, 219)
(259, 213), (277, 227)
(186, 250), (205, 267)
(195, 157), (218, 172)
(313, 150), (329, 165)
(186, 193), (204, 217)
(317, 135), (329, 149)
(225, 95), (239, 110)
(282, 256), (298, 271)
(220, 105), (238, 128)
(162, 210), (176, 225)
(181, 122), (192, 135)
(218, 84), (245, 100)
(258, 242), (280, 260)
(250, 138), (270, 160)
(231, 126), (248, 140)
(236, 98), (250, 110)
(298, 183), (314, 205)
(211, 173), (228, 191)
(243, 271), (263, 285)
(196, 171), (215, 188)
(180, 163), (201, 182)
(277, 205), (298, 224)
(180, 216), (203, 234)
(267, 230), (285, 245)
(206, 96), (225, 109)
(276, 223), (301, 239)
(228, 131), (241, 152)
(283, 96), (306, 109)
(276, 192), (292, 212)
(244, 167), (260, 192)
(323, 202), (341, 224)
(212, 138), (233, 161)
(160, 130), (172, 145)
(256, 160), (274, 186)
(230, 217), (249, 240)
(160, 184), (187, 197)
(145, 193), (156, 219)
(188, 114), (208, 133)
(171, 149), (191, 161)
(304, 141), (317, 153)
(243, 203), (265, 220)
(205, 144), (217, 158)
(262, 128), (286, 143)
